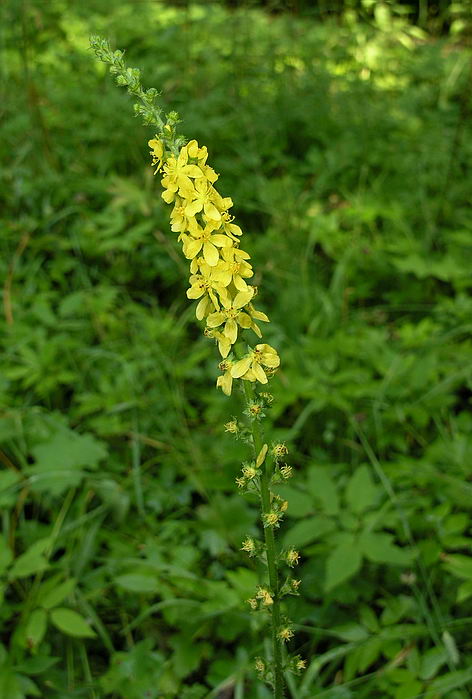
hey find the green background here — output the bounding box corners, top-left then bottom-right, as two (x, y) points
(1, 1), (472, 696)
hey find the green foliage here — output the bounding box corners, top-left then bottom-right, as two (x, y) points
(1, 0), (472, 696)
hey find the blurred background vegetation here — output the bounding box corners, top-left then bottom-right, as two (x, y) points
(1, 0), (472, 697)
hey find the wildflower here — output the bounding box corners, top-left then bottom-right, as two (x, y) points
(286, 549), (300, 567)
(236, 477), (246, 488)
(247, 598), (258, 610)
(160, 147), (204, 203)
(180, 177), (223, 221)
(148, 137), (164, 173)
(183, 219), (233, 266)
(248, 402), (262, 417)
(205, 328), (232, 358)
(278, 626), (294, 642)
(254, 658), (265, 674)
(231, 343), (280, 385)
(224, 420), (239, 434)
(206, 288), (255, 345)
(272, 443), (289, 459)
(291, 579), (301, 592)
(241, 537), (256, 555)
(242, 464), (258, 480)
(211, 246), (254, 291)
(256, 587), (273, 606)
(263, 511), (282, 528)
(280, 465), (293, 479)
(216, 359), (234, 396)
(295, 658), (306, 671)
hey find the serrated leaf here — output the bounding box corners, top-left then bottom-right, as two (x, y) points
(325, 535), (362, 591)
(50, 608), (96, 638)
(345, 466), (378, 514)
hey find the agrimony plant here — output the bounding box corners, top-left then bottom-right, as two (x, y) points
(90, 36), (305, 697)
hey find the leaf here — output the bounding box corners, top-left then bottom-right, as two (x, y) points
(0, 538), (13, 576)
(331, 623), (369, 642)
(50, 608), (96, 638)
(345, 466), (378, 514)
(29, 428), (107, 496)
(39, 579), (76, 610)
(25, 609), (47, 650)
(359, 531), (414, 565)
(419, 647), (448, 681)
(0, 470), (21, 509)
(394, 680), (423, 699)
(457, 579), (472, 603)
(307, 466), (339, 515)
(115, 573), (158, 594)
(325, 535), (362, 591)
(443, 554), (472, 580)
(272, 485), (313, 518)
(283, 516), (335, 548)
(9, 538), (51, 580)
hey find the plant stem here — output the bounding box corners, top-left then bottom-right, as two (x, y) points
(241, 380), (284, 698)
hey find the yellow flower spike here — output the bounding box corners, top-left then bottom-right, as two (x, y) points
(256, 444), (268, 468)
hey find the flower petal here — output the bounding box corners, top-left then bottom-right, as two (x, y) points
(231, 356), (252, 378)
(206, 312), (225, 328)
(233, 289), (254, 309)
(224, 319), (238, 344)
(203, 241), (220, 267)
(253, 362), (268, 384)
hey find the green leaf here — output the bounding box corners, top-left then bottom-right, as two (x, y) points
(345, 465), (378, 514)
(115, 573), (158, 594)
(38, 578), (76, 610)
(307, 466), (339, 515)
(9, 539), (51, 580)
(0, 538), (13, 576)
(331, 623), (369, 642)
(419, 646), (448, 681)
(272, 485), (313, 518)
(24, 610), (47, 651)
(29, 429), (107, 496)
(443, 554), (472, 580)
(0, 471), (21, 509)
(457, 579), (472, 603)
(394, 680), (423, 699)
(283, 516), (335, 548)
(359, 531), (414, 565)
(325, 535), (362, 591)
(50, 608), (96, 638)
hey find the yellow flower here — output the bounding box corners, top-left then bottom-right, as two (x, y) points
(183, 219), (232, 266)
(160, 148), (204, 203)
(181, 177), (223, 221)
(231, 343), (280, 384)
(277, 626), (294, 642)
(220, 211), (242, 240)
(206, 288), (254, 345)
(148, 138), (164, 173)
(216, 358), (234, 396)
(286, 549), (300, 567)
(204, 328), (232, 358)
(256, 587), (273, 606)
(211, 246), (253, 291)
(241, 537), (256, 554)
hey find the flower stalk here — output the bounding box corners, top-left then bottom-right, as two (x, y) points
(90, 36), (306, 696)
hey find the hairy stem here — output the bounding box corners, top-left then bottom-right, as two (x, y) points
(242, 380), (284, 698)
